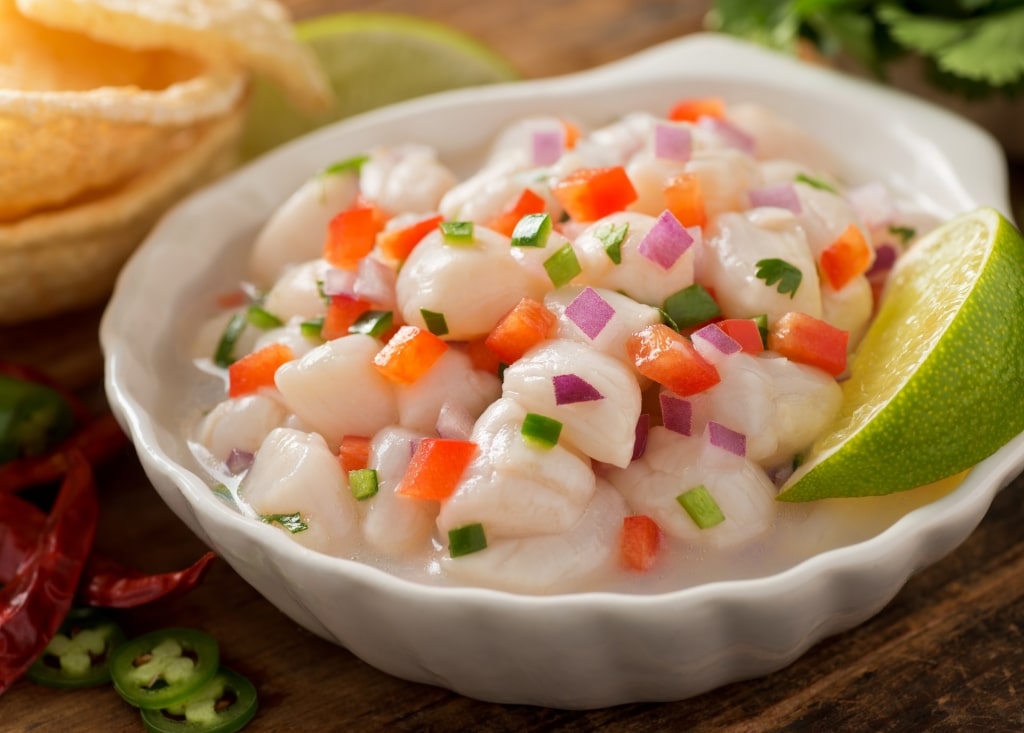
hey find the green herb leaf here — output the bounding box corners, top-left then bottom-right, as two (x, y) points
(755, 258), (803, 298)
(349, 469), (379, 501)
(662, 284), (721, 330)
(448, 523), (488, 558)
(260, 512), (308, 534)
(594, 221), (630, 264)
(213, 313), (247, 368)
(543, 243), (583, 287)
(440, 221), (475, 244)
(321, 154), (369, 177)
(795, 172), (838, 194)
(349, 310), (393, 339)
(511, 213), (553, 248)
(420, 308), (449, 336)
(676, 485), (725, 529)
(888, 224), (916, 244)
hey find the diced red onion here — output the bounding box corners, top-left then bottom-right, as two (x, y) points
(553, 374), (604, 405)
(692, 323), (741, 356)
(748, 184), (802, 214)
(654, 123), (692, 162)
(323, 267), (356, 296)
(866, 243), (897, 278)
(565, 287), (615, 340)
(638, 210), (694, 270)
(846, 181), (896, 229)
(659, 393), (692, 436)
(436, 401), (476, 440)
(632, 413), (650, 461)
(353, 256), (397, 309)
(707, 421), (746, 457)
(698, 117), (756, 156)
(225, 448), (254, 475)
(532, 128), (563, 166)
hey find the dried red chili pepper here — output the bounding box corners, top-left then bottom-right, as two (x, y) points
(81, 550), (217, 608)
(0, 451), (98, 694)
(0, 494), (46, 583)
(0, 413), (127, 493)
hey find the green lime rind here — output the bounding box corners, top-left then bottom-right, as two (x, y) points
(240, 12), (519, 161)
(778, 207), (1024, 501)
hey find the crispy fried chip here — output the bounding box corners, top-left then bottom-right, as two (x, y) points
(0, 0), (245, 220)
(16, 0), (332, 112)
(0, 102), (245, 324)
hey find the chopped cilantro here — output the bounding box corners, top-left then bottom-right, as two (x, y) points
(888, 224), (916, 244)
(595, 221), (630, 264)
(755, 258), (802, 299)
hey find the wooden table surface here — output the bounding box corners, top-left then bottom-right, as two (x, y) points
(6, 1), (1024, 731)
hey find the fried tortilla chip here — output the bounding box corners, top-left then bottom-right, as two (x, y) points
(0, 101), (245, 325)
(16, 0), (332, 112)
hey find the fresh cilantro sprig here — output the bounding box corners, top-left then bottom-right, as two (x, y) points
(710, 0), (1024, 97)
(755, 258), (803, 298)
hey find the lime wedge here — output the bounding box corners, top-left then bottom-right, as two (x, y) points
(240, 12), (519, 160)
(779, 207), (1024, 501)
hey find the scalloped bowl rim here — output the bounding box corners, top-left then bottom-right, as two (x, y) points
(101, 33), (1023, 706)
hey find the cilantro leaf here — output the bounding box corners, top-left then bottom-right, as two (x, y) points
(888, 224), (916, 244)
(755, 258), (803, 298)
(935, 6), (1024, 85)
(595, 221), (629, 264)
(795, 172), (838, 193)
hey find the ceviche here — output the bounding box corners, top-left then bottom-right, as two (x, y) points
(190, 97), (939, 593)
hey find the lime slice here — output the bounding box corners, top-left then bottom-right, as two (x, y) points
(779, 207), (1024, 501)
(240, 12), (519, 160)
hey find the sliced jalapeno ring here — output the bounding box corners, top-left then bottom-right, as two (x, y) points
(110, 627), (220, 709)
(26, 607), (126, 689)
(139, 666), (258, 733)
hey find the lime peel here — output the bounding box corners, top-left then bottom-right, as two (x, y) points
(779, 207), (1024, 501)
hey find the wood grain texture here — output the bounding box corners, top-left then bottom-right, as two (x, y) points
(5, 1), (1024, 731)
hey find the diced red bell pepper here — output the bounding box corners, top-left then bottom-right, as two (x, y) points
(372, 326), (449, 385)
(338, 435), (372, 473)
(323, 205), (385, 270)
(378, 213), (444, 262)
(551, 166), (638, 223)
(322, 294), (373, 341)
(465, 338), (503, 375)
(626, 324), (720, 396)
(397, 438), (477, 501)
(228, 343), (294, 398)
(663, 173), (707, 228)
(620, 515), (661, 572)
(768, 312), (848, 377)
(668, 97), (726, 123)
(484, 297), (556, 364)
(820, 223), (872, 290)
(487, 188), (548, 237)
(718, 318), (764, 354)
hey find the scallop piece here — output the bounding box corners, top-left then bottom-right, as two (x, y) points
(196, 393), (290, 463)
(440, 480), (628, 594)
(395, 226), (550, 340)
(394, 348), (501, 435)
(249, 170), (359, 287)
(360, 144), (457, 215)
(727, 102), (841, 176)
(239, 428), (359, 555)
(262, 258), (331, 323)
(572, 211), (695, 307)
(361, 427), (438, 558)
(274, 334), (398, 447)
(544, 286), (661, 367)
(437, 398), (596, 539)
(501, 339), (641, 468)
(700, 209), (822, 323)
(251, 318), (319, 360)
(604, 426), (777, 548)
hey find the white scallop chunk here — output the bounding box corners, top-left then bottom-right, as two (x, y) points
(440, 480), (628, 594)
(394, 348), (501, 435)
(544, 286), (661, 367)
(249, 170), (358, 287)
(239, 428), (359, 555)
(262, 259), (331, 322)
(361, 427), (438, 558)
(604, 427), (777, 548)
(501, 339), (641, 468)
(274, 334), (398, 447)
(395, 226), (550, 340)
(360, 144), (457, 215)
(197, 393), (290, 462)
(437, 398), (596, 539)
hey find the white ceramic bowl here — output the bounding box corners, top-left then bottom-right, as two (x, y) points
(101, 34), (1021, 708)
